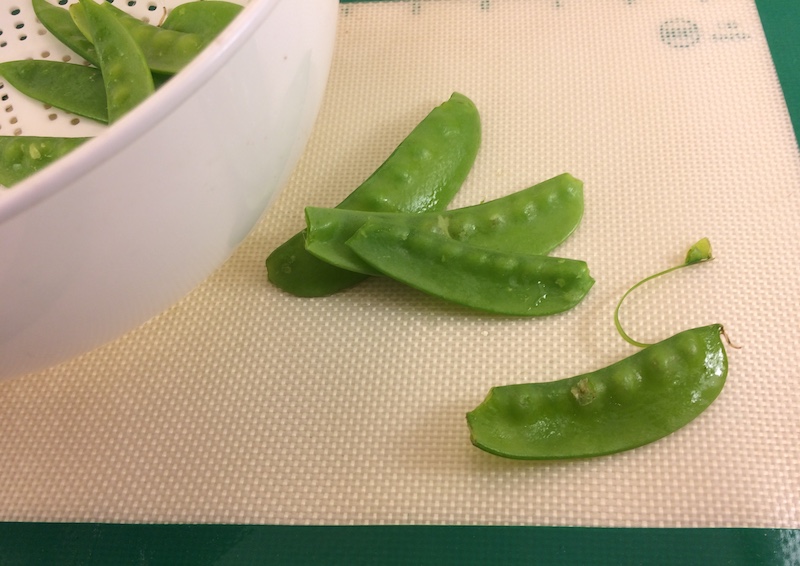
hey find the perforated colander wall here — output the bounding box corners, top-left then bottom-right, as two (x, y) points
(0, 0), (245, 137)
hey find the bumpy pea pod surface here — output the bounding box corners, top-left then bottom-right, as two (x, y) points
(346, 220), (594, 315)
(467, 325), (728, 459)
(0, 60), (108, 123)
(162, 1), (244, 40)
(304, 173), (584, 276)
(0, 136), (90, 187)
(32, 0), (99, 66)
(266, 92), (481, 297)
(78, 0), (154, 123)
(71, 1), (206, 76)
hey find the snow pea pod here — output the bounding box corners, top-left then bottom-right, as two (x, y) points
(0, 60), (108, 123)
(466, 324), (728, 459)
(31, 0), (99, 66)
(304, 173), (584, 276)
(0, 136), (90, 187)
(162, 1), (244, 40)
(71, 1), (206, 75)
(346, 220), (594, 315)
(267, 92), (481, 297)
(78, 0), (154, 123)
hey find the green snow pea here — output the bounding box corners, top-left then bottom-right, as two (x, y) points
(72, 1), (207, 76)
(267, 92), (481, 297)
(467, 238), (729, 459)
(32, 0), (99, 66)
(345, 220), (594, 315)
(466, 324), (728, 459)
(162, 1), (244, 40)
(78, 0), (154, 123)
(304, 173), (584, 276)
(0, 136), (90, 187)
(0, 60), (108, 123)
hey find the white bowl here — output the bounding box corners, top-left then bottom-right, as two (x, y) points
(0, 0), (338, 380)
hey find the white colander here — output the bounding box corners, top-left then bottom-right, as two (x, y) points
(0, 0), (338, 380)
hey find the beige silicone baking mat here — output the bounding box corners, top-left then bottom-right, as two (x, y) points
(2, 0), (799, 528)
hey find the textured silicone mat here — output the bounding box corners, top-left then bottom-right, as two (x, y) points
(1, 0), (799, 531)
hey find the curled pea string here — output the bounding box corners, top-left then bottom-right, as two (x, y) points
(614, 237), (717, 349)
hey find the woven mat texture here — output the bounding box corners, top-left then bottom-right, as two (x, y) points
(1, 0), (798, 528)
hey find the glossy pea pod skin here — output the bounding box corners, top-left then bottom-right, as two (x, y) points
(162, 1), (244, 39)
(266, 92), (481, 297)
(0, 136), (90, 188)
(0, 60), (108, 123)
(32, 0), (99, 66)
(346, 220), (594, 316)
(71, 1), (206, 76)
(78, 0), (154, 123)
(304, 173), (584, 276)
(466, 325), (728, 459)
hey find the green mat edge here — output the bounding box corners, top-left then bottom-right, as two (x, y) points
(0, 523), (797, 565)
(755, 0), (800, 149)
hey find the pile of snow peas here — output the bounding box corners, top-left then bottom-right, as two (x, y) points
(0, 0), (242, 187)
(267, 93), (595, 316)
(267, 93), (732, 459)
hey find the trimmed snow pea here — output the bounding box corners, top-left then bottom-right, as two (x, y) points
(0, 136), (90, 187)
(466, 238), (729, 459)
(162, 1), (244, 40)
(304, 173), (584, 276)
(0, 60), (108, 123)
(78, 0), (154, 123)
(267, 92), (481, 297)
(345, 220), (594, 315)
(32, 0), (99, 66)
(71, 1), (207, 76)
(466, 324), (728, 459)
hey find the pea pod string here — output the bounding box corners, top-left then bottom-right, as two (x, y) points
(614, 237), (713, 348)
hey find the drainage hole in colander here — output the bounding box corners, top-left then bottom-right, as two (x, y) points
(10, 19), (26, 42)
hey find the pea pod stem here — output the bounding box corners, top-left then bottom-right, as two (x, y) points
(614, 238), (713, 348)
